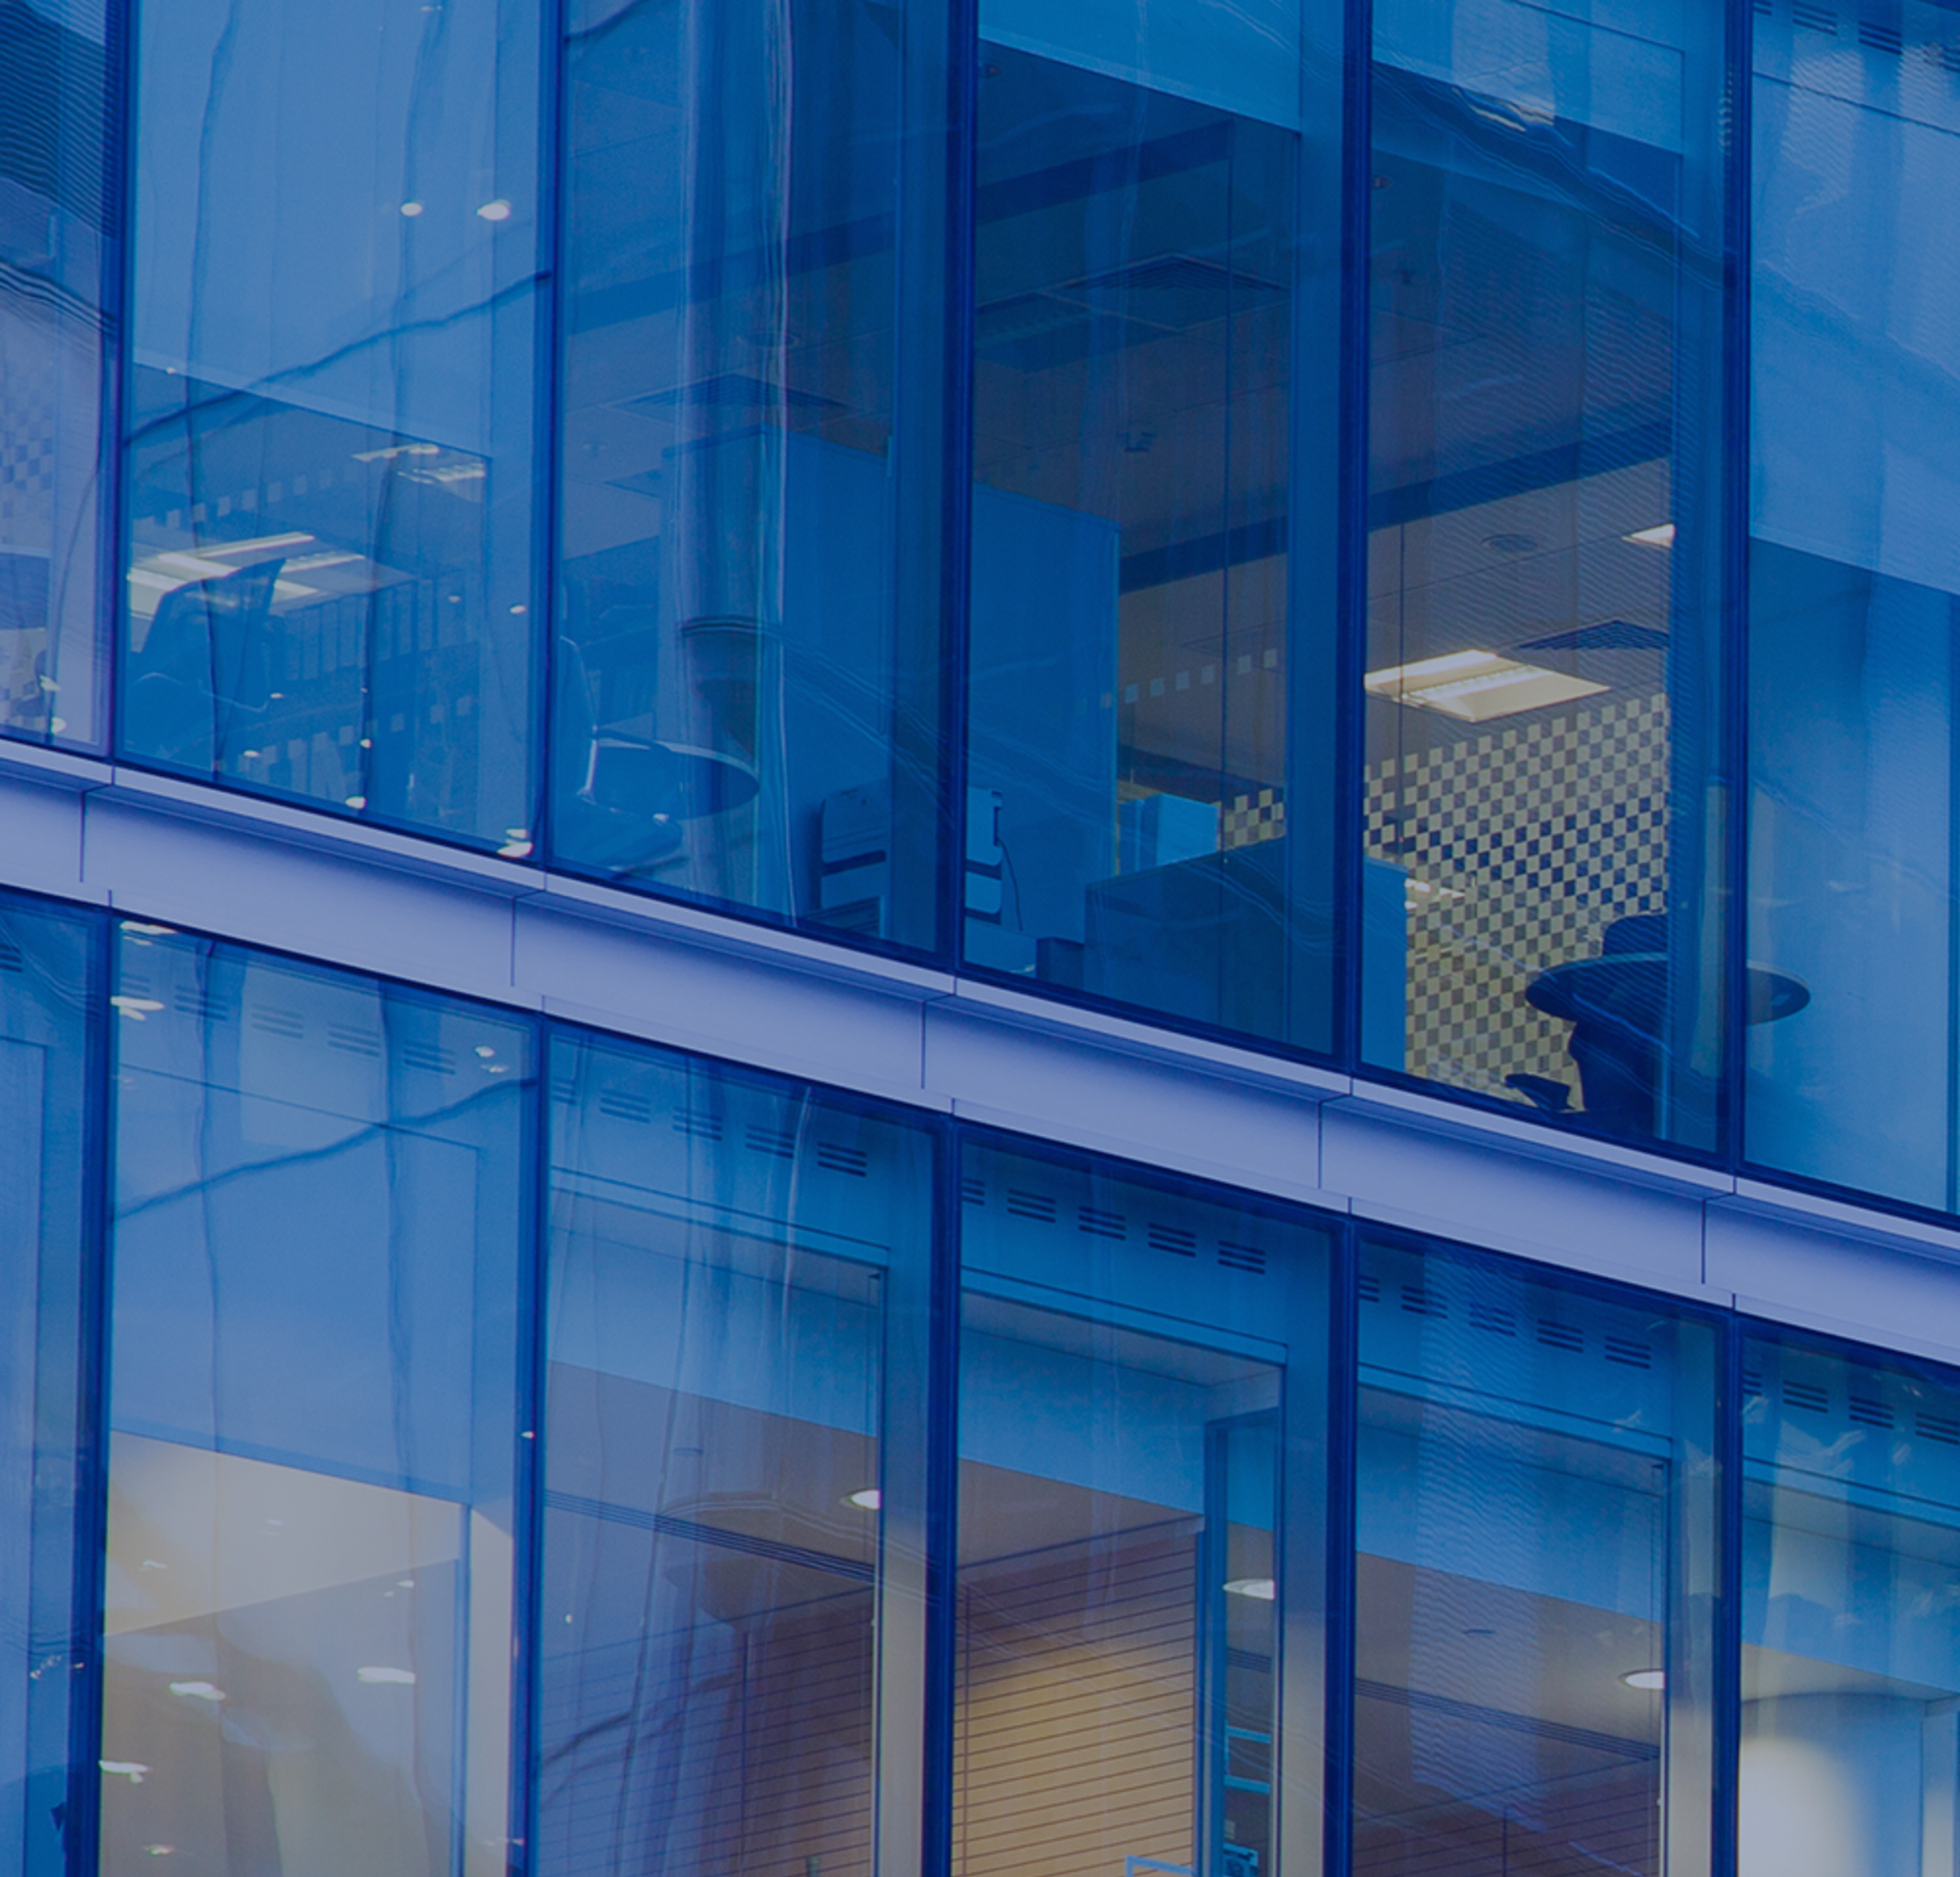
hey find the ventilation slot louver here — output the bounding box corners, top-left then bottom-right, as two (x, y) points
(1604, 1336), (1653, 1370)
(1469, 1305), (1517, 1336)
(673, 1110), (723, 1141)
(747, 1125), (797, 1161)
(598, 1091), (653, 1124)
(1217, 1242), (1266, 1275)
(1537, 1322), (1584, 1353)
(1401, 1286), (1444, 1318)
(960, 1176), (986, 1206)
(400, 1042), (457, 1075)
(0, 940), (23, 972)
(1149, 1223), (1198, 1258)
(1919, 1411), (1960, 1445)
(1848, 1398), (1894, 1429)
(1784, 1379), (1830, 1413)
(327, 1025), (382, 1058)
(249, 1007), (305, 1039)
(1006, 1190), (1057, 1223)
(816, 1143), (869, 1177)
(1078, 1207), (1127, 1241)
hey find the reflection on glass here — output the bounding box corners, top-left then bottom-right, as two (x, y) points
(1354, 1239), (1718, 1877)
(540, 1033), (928, 1872)
(962, 4), (1339, 1048)
(956, 1140), (1328, 1877)
(554, 0), (937, 944)
(1745, 0), (1960, 1210)
(1360, 0), (1731, 1147)
(0, 0), (111, 748)
(0, 896), (93, 1874)
(101, 935), (528, 1875)
(122, 0), (538, 847)
(1740, 1333), (1960, 1877)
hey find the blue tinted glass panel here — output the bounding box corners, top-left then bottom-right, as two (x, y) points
(554, 0), (940, 947)
(1361, 0), (1730, 1150)
(1355, 1239), (1719, 1877)
(956, 1139), (1330, 1877)
(1740, 1332), (1960, 1875)
(0, 894), (94, 1874)
(101, 935), (529, 1874)
(0, 0), (113, 750)
(539, 1032), (930, 1871)
(122, 1), (539, 848)
(961, 0), (1344, 1049)
(1747, 5), (1960, 1209)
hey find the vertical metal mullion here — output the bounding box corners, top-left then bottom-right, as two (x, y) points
(102, 0), (138, 764)
(505, 1016), (553, 1877)
(1721, 0), (1756, 1177)
(530, 0), (568, 872)
(1712, 1313), (1745, 1877)
(1332, 0), (1376, 1072)
(1315, 1219), (1359, 1877)
(64, 911), (117, 1877)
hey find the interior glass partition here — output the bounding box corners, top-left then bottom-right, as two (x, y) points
(0, 892), (94, 1875)
(538, 1031), (931, 1874)
(960, 0), (1344, 1049)
(1360, 0), (1732, 1149)
(100, 933), (530, 1876)
(1746, 0), (1960, 1211)
(121, 0), (540, 849)
(0, 0), (114, 750)
(1740, 1329), (1960, 1877)
(1354, 1237), (1720, 1877)
(553, 0), (942, 948)
(955, 1137), (1331, 1877)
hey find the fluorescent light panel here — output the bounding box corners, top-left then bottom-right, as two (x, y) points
(1365, 649), (1607, 722)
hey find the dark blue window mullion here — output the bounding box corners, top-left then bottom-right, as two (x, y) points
(1332, 0), (1375, 1074)
(1713, 1312), (1744, 1877)
(64, 907), (117, 1877)
(506, 1015), (552, 1877)
(919, 1117), (963, 1877)
(529, 0), (568, 871)
(1319, 1218), (1360, 1877)
(1722, 0), (1756, 1177)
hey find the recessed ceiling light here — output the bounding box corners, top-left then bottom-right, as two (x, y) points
(1365, 650), (1608, 722)
(847, 1488), (882, 1510)
(400, 201), (424, 218)
(1224, 1577), (1276, 1601)
(100, 1761), (150, 1783)
(477, 199), (514, 222)
(168, 1681), (224, 1702)
(1625, 523), (1675, 548)
(1621, 1668), (1665, 1691)
(357, 1666), (417, 1685)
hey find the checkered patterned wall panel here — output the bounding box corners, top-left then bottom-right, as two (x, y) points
(1365, 692), (1671, 1106)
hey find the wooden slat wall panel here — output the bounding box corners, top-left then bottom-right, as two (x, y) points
(955, 1523), (1200, 1877)
(540, 1584), (874, 1877)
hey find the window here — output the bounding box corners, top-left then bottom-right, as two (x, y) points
(956, 1137), (1331, 1877)
(0, 0), (114, 750)
(1361, 0), (1731, 1149)
(961, 0), (1343, 1049)
(121, 0), (540, 848)
(100, 935), (530, 1875)
(552, 0), (942, 947)
(0, 892), (95, 1874)
(1355, 1237), (1722, 1877)
(539, 1030), (933, 1873)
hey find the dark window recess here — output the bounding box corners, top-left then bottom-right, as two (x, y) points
(1918, 1411), (1960, 1445)
(327, 1025), (382, 1058)
(1604, 1336), (1654, 1370)
(1217, 1242), (1267, 1275)
(747, 1125), (798, 1161)
(1784, 1378), (1830, 1414)
(1149, 1222), (1198, 1257)
(248, 1007), (306, 1039)
(816, 1143), (870, 1178)
(1537, 1322), (1584, 1354)
(960, 1175), (987, 1206)
(1401, 1286), (1445, 1317)
(1847, 1398), (1895, 1429)
(1358, 1273), (1383, 1304)
(673, 1110), (723, 1142)
(400, 1042), (458, 1075)
(1006, 1190), (1057, 1223)
(598, 1091), (654, 1124)
(1468, 1305), (1517, 1337)
(1078, 1207), (1127, 1241)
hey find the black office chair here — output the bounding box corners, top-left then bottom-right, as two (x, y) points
(123, 559), (285, 774)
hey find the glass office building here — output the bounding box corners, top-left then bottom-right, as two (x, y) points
(8, 0), (1960, 1874)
